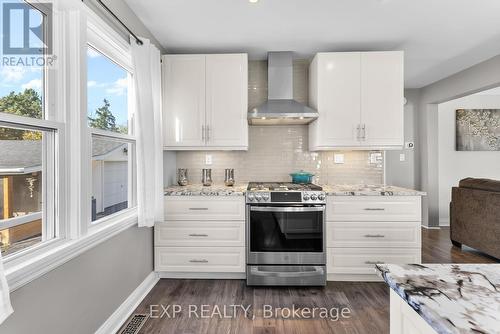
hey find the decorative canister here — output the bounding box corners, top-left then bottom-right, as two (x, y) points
(202, 169), (212, 186)
(224, 168), (235, 186)
(177, 168), (188, 186)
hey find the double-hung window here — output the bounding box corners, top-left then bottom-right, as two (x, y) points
(86, 17), (136, 225)
(0, 1), (64, 257)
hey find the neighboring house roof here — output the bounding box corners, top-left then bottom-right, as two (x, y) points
(0, 139), (127, 175)
(0, 140), (42, 174)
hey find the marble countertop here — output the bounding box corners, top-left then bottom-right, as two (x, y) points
(164, 183), (247, 196)
(376, 263), (500, 334)
(322, 184), (426, 196)
(164, 183), (425, 196)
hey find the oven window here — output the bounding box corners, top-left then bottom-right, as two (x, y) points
(249, 208), (323, 252)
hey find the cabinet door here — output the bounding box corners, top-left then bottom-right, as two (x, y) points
(309, 53), (361, 150)
(360, 52), (404, 147)
(205, 54), (248, 149)
(162, 55), (206, 148)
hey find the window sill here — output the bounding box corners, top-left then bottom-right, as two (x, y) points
(5, 209), (139, 292)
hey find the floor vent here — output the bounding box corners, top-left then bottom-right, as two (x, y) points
(119, 314), (148, 334)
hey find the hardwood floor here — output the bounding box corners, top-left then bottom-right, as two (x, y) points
(125, 228), (497, 334)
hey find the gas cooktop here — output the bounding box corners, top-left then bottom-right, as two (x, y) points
(246, 182), (325, 204)
(247, 182), (323, 192)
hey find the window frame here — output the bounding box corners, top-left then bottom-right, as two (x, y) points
(86, 10), (137, 228)
(2, 1), (140, 292)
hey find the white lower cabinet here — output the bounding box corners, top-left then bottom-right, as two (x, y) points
(326, 196), (422, 281)
(155, 247), (245, 273)
(327, 248), (421, 281)
(155, 196), (246, 278)
(155, 221), (245, 247)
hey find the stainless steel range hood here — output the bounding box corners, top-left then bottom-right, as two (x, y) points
(248, 52), (319, 125)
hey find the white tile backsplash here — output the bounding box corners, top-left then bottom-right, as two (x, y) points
(176, 125), (383, 185)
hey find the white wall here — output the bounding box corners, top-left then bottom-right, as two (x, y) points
(438, 93), (500, 225)
(385, 89), (419, 189)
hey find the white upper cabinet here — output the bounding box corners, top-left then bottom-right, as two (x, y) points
(309, 53), (361, 149)
(206, 54), (248, 148)
(309, 51), (404, 150)
(360, 52), (404, 147)
(162, 54), (248, 150)
(162, 55), (206, 147)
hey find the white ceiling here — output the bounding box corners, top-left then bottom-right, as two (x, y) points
(125, 0), (500, 88)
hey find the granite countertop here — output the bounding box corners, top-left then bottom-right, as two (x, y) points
(322, 184), (426, 196)
(164, 183), (426, 196)
(376, 263), (500, 334)
(164, 183), (248, 196)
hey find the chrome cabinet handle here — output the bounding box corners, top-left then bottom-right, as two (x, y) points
(188, 207), (209, 211)
(365, 261), (384, 265)
(188, 233), (208, 237)
(206, 125), (210, 142)
(250, 206), (325, 212)
(361, 123), (366, 140)
(189, 259), (208, 263)
(364, 208), (385, 211)
(364, 234), (385, 238)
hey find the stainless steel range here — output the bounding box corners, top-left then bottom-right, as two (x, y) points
(246, 182), (326, 286)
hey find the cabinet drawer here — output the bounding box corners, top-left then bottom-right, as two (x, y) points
(327, 248), (421, 275)
(155, 221), (244, 247)
(155, 247), (245, 272)
(326, 221), (421, 248)
(164, 196), (245, 220)
(327, 196), (421, 221)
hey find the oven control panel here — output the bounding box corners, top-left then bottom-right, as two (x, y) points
(246, 191), (326, 204)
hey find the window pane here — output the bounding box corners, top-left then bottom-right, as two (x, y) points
(0, 1), (44, 119)
(87, 46), (130, 134)
(91, 136), (134, 222)
(0, 126), (54, 256)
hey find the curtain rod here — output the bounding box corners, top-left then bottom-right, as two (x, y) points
(83, 0), (144, 45)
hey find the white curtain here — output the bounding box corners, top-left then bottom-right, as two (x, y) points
(131, 38), (164, 227)
(0, 252), (13, 324)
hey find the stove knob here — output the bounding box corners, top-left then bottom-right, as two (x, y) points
(247, 194), (255, 201)
(255, 194), (262, 201)
(303, 194), (310, 201)
(310, 194), (318, 201)
(318, 194), (325, 201)
(262, 193), (270, 201)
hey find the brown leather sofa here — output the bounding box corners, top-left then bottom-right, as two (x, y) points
(450, 178), (500, 259)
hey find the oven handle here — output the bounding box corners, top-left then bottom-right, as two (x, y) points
(250, 266), (324, 278)
(250, 206), (325, 212)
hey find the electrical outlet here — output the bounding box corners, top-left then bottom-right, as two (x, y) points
(205, 154), (212, 165)
(399, 153), (406, 162)
(334, 153), (344, 164)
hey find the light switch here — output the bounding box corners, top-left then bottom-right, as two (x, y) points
(400, 153), (406, 162)
(205, 154), (212, 165)
(334, 153), (345, 164)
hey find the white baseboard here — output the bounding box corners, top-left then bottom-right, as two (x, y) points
(95, 272), (159, 334)
(421, 225), (441, 230)
(439, 218), (450, 227)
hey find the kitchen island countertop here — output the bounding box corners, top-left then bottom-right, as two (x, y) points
(376, 263), (500, 334)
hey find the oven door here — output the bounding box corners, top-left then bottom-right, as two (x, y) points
(247, 205), (326, 265)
